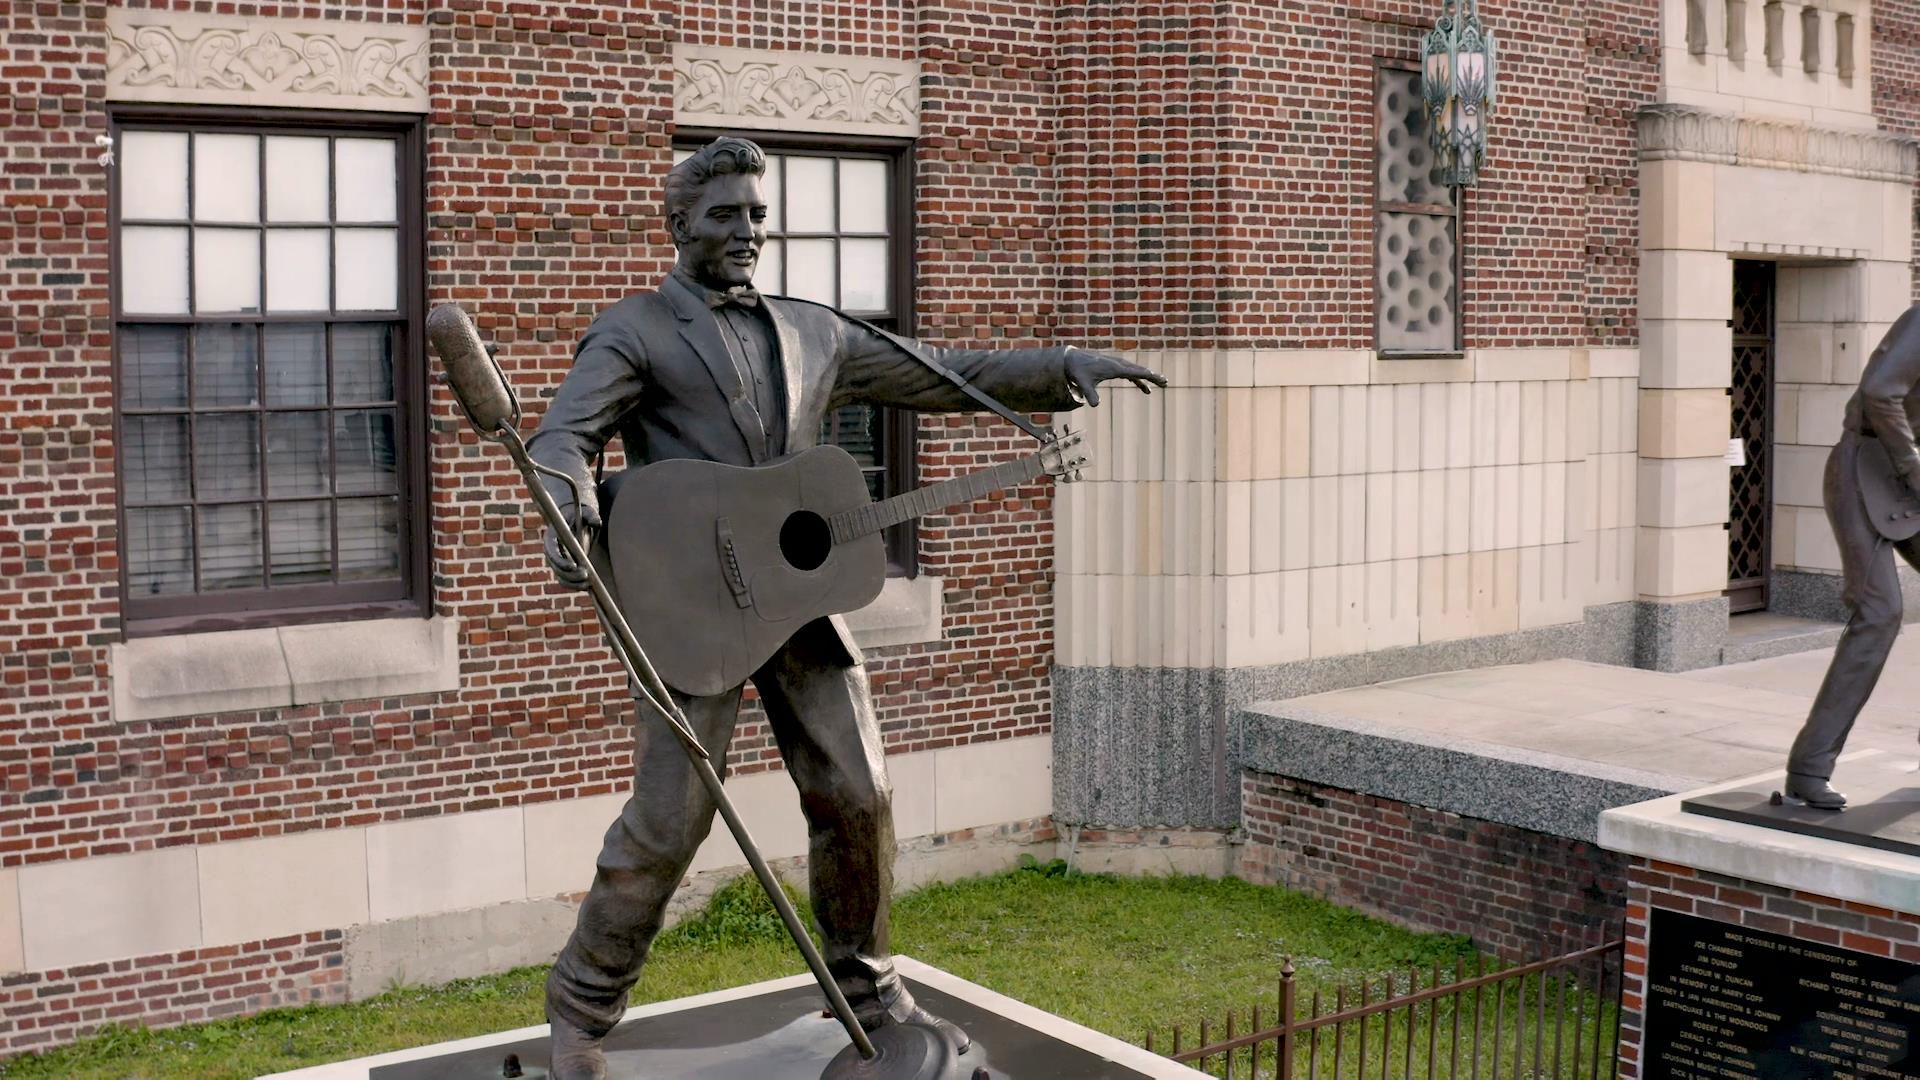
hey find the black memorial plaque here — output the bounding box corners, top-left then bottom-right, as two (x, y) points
(1645, 908), (1920, 1078)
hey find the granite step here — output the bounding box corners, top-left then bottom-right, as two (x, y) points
(1720, 611), (1845, 666)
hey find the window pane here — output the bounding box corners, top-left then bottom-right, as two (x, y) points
(120, 226), (190, 314)
(756, 239), (784, 295)
(126, 507), (194, 596)
(334, 324), (395, 403)
(120, 324), (188, 408)
(193, 133), (260, 223)
(195, 413), (260, 499)
(822, 405), (885, 501)
(199, 503), (263, 590)
(269, 501), (332, 585)
(193, 228), (261, 314)
(265, 136), (330, 223)
(841, 238), (889, 313)
(339, 496), (402, 580)
(786, 239), (836, 305)
(785, 156), (834, 232)
(1378, 69), (1444, 206)
(266, 412), (329, 497)
(266, 229), (330, 312)
(1378, 212), (1457, 351)
(120, 131), (188, 220)
(334, 229), (398, 311)
(264, 323), (327, 406)
(839, 159), (889, 234)
(194, 323), (259, 406)
(335, 408), (397, 494)
(335, 138), (398, 222)
(822, 404), (880, 465)
(124, 415), (190, 504)
(763, 155), (784, 233)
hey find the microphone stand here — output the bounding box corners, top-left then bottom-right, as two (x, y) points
(437, 332), (880, 1065)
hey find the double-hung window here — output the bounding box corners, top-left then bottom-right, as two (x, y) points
(675, 134), (918, 575)
(112, 111), (427, 634)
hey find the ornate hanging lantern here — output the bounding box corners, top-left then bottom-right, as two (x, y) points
(1421, 0), (1497, 187)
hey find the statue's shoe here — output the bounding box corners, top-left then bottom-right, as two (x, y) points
(1786, 772), (1847, 810)
(548, 1017), (609, 1080)
(856, 984), (971, 1054)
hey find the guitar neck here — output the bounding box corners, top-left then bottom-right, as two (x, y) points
(830, 453), (1046, 543)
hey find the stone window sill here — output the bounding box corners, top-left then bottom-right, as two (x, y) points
(110, 615), (461, 723)
(842, 574), (944, 649)
(1378, 348), (1467, 361)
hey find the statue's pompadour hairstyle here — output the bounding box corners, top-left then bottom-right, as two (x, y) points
(664, 136), (768, 230)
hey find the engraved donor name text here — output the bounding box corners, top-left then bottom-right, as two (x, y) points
(1645, 908), (1920, 1079)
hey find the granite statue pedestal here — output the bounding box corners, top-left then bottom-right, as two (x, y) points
(1599, 752), (1920, 1079)
(262, 957), (1206, 1080)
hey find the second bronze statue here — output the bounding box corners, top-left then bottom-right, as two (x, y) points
(1783, 304), (1920, 811)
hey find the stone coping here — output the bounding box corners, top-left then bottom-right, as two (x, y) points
(261, 957), (1206, 1078)
(1598, 752), (1920, 916)
(1238, 702), (1691, 845)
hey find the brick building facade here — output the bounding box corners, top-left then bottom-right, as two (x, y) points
(3, 0), (1918, 1057)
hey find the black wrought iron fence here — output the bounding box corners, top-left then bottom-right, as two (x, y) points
(1144, 929), (1624, 1079)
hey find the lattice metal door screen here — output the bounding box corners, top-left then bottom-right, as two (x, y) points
(1728, 261), (1775, 613)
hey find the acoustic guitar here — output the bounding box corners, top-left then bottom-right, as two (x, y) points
(603, 431), (1086, 696)
(1856, 434), (1920, 542)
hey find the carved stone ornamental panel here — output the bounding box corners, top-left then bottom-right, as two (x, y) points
(105, 9), (430, 113)
(673, 45), (920, 138)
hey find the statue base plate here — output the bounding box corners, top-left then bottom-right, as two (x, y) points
(262, 957), (1205, 1079)
(1681, 754), (1920, 856)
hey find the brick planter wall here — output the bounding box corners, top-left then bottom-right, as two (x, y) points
(0, 932), (346, 1054)
(1240, 772), (1629, 963)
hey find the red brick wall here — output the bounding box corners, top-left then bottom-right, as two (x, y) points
(1618, 859), (1920, 1080)
(1, 0), (1067, 867)
(1241, 773), (1628, 963)
(0, 931), (345, 1056)
(1207, 0), (1660, 351)
(1872, 0), (1920, 303)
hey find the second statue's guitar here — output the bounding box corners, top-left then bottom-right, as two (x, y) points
(604, 432), (1086, 696)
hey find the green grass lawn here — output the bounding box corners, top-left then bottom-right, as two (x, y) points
(0, 864), (1559, 1080)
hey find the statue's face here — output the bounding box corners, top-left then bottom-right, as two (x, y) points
(672, 171), (767, 290)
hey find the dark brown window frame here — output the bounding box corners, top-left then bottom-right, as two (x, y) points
(110, 104), (431, 638)
(1372, 57), (1467, 359)
(675, 128), (919, 576)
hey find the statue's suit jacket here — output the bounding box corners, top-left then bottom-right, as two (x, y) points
(527, 272), (1082, 673)
(1842, 306), (1920, 542)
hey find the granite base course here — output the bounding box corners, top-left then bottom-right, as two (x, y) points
(1056, 602), (1644, 829)
(1631, 595), (1728, 672)
(1769, 565), (1920, 626)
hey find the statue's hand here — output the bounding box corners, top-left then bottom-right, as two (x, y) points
(1064, 347), (1169, 407)
(540, 471), (600, 591)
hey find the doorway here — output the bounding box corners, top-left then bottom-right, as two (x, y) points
(1727, 259), (1775, 613)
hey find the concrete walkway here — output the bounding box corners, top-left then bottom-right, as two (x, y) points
(1276, 635), (1920, 788)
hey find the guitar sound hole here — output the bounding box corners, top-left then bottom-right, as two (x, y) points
(779, 510), (832, 572)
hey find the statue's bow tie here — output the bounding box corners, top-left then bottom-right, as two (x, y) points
(707, 286), (760, 309)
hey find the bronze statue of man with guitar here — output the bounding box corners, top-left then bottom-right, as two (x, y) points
(1785, 305), (1920, 810)
(525, 134), (1164, 1079)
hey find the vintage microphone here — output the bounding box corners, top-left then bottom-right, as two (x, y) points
(428, 304), (965, 1080)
